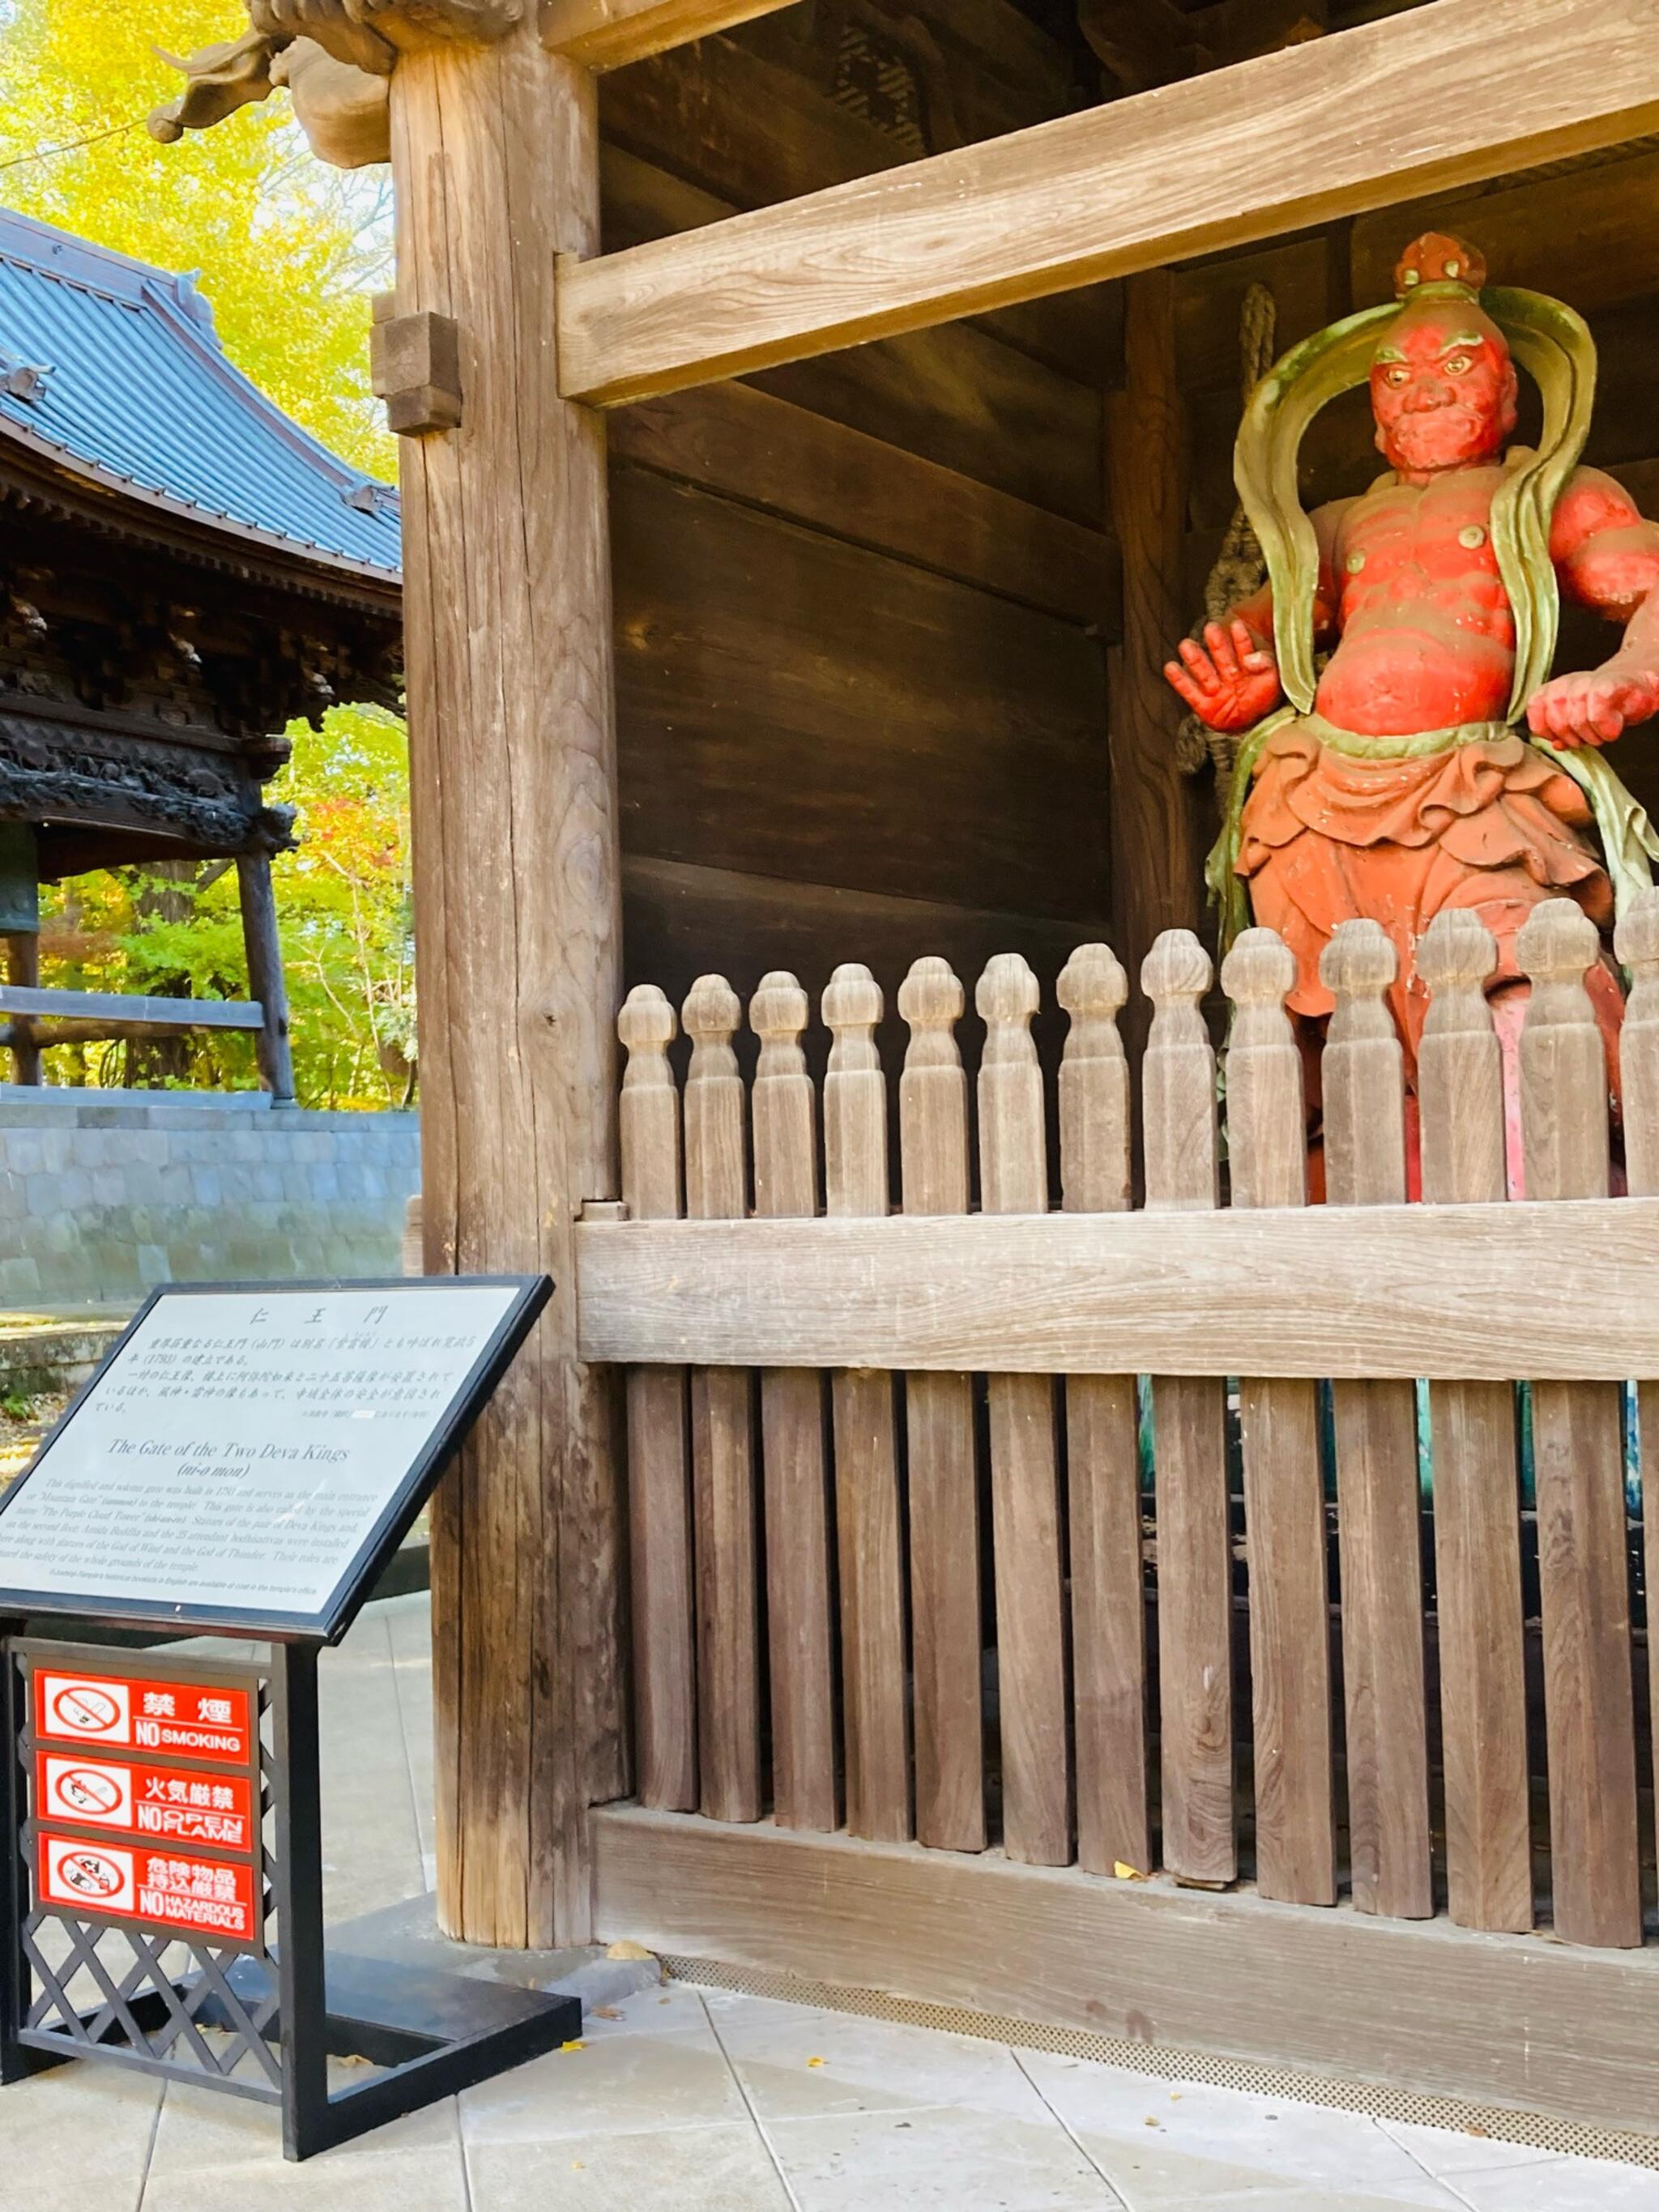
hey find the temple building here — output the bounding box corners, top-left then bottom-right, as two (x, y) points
(0, 208), (401, 1097)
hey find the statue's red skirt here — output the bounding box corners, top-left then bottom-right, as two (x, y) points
(1236, 722), (1621, 1067)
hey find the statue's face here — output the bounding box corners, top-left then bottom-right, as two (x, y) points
(1370, 300), (1518, 475)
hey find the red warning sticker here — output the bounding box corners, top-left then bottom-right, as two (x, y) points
(36, 1752), (254, 1853)
(33, 1669), (252, 1762)
(37, 1833), (259, 1943)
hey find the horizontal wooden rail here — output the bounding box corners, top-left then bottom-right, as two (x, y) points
(0, 987), (264, 1032)
(577, 1196), (1659, 1380)
(557, 0), (1659, 405)
(542, 0), (800, 68)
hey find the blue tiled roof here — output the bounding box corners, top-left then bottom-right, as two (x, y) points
(0, 207), (400, 582)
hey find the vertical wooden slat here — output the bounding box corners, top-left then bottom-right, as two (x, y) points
(977, 953), (1073, 1867)
(1221, 928), (1336, 1907)
(1616, 889), (1659, 1889)
(618, 984), (696, 1813)
(824, 964), (912, 1842)
(1059, 944), (1149, 1877)
(750, 971), (838, 1834)
(1320, 921), (1431, 1920)
(683, 974), (762, 1824)
(1417, 910), (1532, 1933)
(1517, 900), (1640, 1949)
(1141, 929), (1233, 1886)
(898, 957), (985, 1853)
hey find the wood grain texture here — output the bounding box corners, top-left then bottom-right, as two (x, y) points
(1319, 923), (1431, 1922)
(559, 0), (1659, 403)
(393, 32), (625, 1947)
(619, 985), (696, 1813)
(1417, 911), (1532, 1936)
(610, 380), (1116, 627)
(1222, 930), (1334, 1908)
(236, 854), (296, 1102)
(684, 974), (763, 1825)
(544, 0), (799, 68)
(1058, 945), (1148, 1877)
(591, 1807), (1659, 2137)
(898, 958), (984, 1854)
(1108, 275), (1206, 1037)
(824, 965), (911, 1843)
(978, 954), (1072, 1868)
(1141, 931), (1231, 1886)
(1516, 902), (1640, 1950)
(750, 971), (838, 1835)
(1616, 890), (1659, 1860)
(577, 1195), (1659, 1379)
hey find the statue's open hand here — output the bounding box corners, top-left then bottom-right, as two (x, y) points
(1526, 667), (1659, 749)
(1164, 620), (1281, 735)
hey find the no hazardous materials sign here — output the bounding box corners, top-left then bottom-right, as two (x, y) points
(36, 1833), (258, 1943)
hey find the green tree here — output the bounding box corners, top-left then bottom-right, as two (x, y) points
(3, 0), (412, 1107)
(0, 0), (394, 472)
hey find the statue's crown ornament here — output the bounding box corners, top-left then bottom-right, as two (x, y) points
(1394, 232), (1488, 300)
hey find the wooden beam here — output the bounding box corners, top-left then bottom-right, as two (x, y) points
(0, 986), (262, 1031)
(575, 1197), (1659, 1380)
(391, 25), (627, 1949)
(591, 1807), (1659, 2136)
(612, 381), (1118, 627)
(558, 0), (1659, 406)
(544, 0), (801, 70)
(236, 854), (296, 1103)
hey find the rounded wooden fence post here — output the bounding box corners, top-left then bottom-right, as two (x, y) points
(1417, 909), (1532, 1934)
(1221, 927), (1335, 1908)
(825, 963), (912, 1843)
(1616, 888), (1659, 1877)
(1517, 900), (1640, 1949)
(684, 974), (763, 1825)
(977, 953), (1073, 1867)
(751, 970), (838, 1834)
(1058, 943), (1149, 1878)
(898, 957), (985, 1854)
(618, 984), (695, 1814)
(391, 23), (625, 1946)
(1320, 921), (1431, 1922)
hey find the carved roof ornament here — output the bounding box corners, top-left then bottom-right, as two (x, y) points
(147, 0), (517, 158)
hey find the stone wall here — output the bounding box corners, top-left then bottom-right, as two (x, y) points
(0, 1094), (420, 1309)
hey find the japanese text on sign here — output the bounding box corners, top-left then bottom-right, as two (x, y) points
(36, 1752), (254, 1853)
(36, 1834), (258, 1943)
(32, 1669), (252, 1762)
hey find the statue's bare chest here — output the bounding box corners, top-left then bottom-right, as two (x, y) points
(1334, 471), (1508, 610)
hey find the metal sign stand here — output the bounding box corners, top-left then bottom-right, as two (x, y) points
(0, 1634), (578, 2159)
(0, 1276), (578, 2161)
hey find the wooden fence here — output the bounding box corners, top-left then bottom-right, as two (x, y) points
(576, 894), (1659, 1953)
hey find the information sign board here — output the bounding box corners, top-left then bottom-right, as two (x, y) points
(0, 1276), (548, 1641)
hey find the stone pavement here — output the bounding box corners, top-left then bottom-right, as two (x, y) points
(4, 1591), (1657, 2212)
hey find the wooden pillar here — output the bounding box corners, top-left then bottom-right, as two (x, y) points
(2, 936), (41, 1088)
(236, 852), (296, 1103)
(1106, 272), (1208, 1057)
(389, 21), (626, 1946)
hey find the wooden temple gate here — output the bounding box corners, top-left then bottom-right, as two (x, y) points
(349, 0), (1659, 2133)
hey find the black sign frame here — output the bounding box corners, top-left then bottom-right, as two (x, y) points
(0, 1276), (550, 1646)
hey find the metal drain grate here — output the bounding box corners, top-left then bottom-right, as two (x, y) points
(662, 1954), (1659, 2172)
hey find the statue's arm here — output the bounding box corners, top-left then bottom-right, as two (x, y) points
(1529, 468), (1659, 748)
(1162, 497), (1346, 732)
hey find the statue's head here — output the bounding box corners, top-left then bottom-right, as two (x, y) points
(1370, 233), (1519, 477)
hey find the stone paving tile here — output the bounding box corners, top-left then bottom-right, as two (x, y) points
(318, 1606), (426, 1926)
(1375, 2116), (1580, 2175)
(461, 2007), (751, 2142)
(139, 2076), (467, 2212)
(1439, 2154), (1659, 2210)
(465, 2120), (792, 2210)
(1017, 2055), (1463, 2209)
(0, 2060), (160, 2212)
(707, 1988), (1051, 2122)
(766, 2101), (1125, 2211)
(382, 1590), (437, 1890)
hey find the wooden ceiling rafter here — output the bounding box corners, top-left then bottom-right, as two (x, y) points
(555, 0), (1659, 407)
